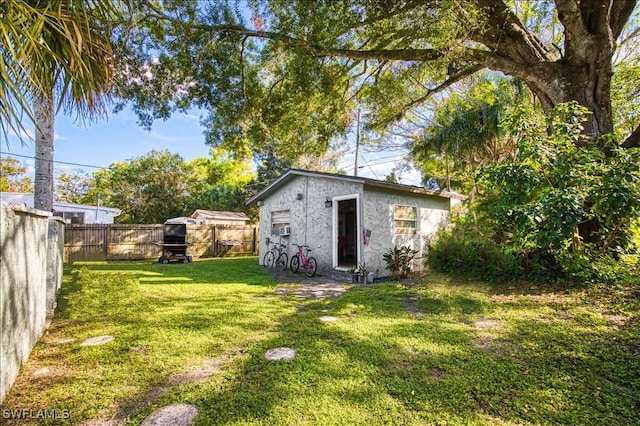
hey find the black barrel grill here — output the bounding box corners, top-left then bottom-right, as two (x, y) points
(157, 223), (192, 263)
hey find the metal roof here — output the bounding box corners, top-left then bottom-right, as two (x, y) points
(191, 209), (250, 221)
(246, 168), (467, 205)
(0, 192), (122, 215)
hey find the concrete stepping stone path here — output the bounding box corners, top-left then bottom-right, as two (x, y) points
(319, 316), (338, 322)
(80, 335), (114, 346)
(276, 283), (349, 298)
(141, 403), (198, 426)
(264, 347), (296, 361)
(33, 367), (51, 377)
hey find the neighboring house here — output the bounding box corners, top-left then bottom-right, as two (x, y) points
(247, 168), (466, 277)
(0, 192), (121, 224)
(190, 209), (250, 225)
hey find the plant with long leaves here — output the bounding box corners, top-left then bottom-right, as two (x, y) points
(0, 0), (119, 140)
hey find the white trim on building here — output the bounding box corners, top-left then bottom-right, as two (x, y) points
(247, 169), (467, 276)
(0, 193), (121, 224)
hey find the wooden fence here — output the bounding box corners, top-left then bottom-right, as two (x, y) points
(64, 224), (258, 263)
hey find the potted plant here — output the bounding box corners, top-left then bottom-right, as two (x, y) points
(347, 267), (358, 283)
(355, 262), (368, 283)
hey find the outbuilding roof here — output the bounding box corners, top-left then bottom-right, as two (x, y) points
(0, 192), (122, 215)
(191, 209), (250, 221)
(246, 168), (467, 205)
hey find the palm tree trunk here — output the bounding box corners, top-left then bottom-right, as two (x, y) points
(34, 91), (55, 212)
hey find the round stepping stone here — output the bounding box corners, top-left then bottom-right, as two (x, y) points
(33, 367), (50, 377)
(319, 316), (338, 322)
(474, 319), (500, 330)
(264, 347), (296, 361)
(80, 335), (114, 346)
(141, 403), (198, 426)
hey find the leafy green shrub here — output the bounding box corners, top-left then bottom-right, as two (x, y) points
(383, 245), (418, 278)
(428, 224), (532, 282)
(557, 251), (638, 285)
(470, 102), (640, 284)
(429, 103), (640, 285)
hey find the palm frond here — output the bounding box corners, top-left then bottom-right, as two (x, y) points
(0, 0), (120, 143)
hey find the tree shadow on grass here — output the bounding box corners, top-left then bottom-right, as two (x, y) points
(28, 269), (639, 425)
(1, 260), (293, 425)
(183, 297), (514, 425)
(64, 257), (276, 287)
(172, 282), (640, 425)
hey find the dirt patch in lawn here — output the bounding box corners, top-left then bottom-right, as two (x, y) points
(268, 267), (359, 298)
(400, 296), (423, 316)
(276, 282), (350, 298)
(83, 349), (239, 426)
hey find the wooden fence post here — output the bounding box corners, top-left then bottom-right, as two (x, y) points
(104, 225), (110, 260)
(212, 225), (217, 257)
(252, 226), (257, 255)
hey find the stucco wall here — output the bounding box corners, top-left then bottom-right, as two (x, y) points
(258, 175), (452, 277)
(258, 176), (362, 269)
(47, 218), (65, 315)
(362, 187), (450, 276)
(0, 203), (50, 402)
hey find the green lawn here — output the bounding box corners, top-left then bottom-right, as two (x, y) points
(2, 258), (639, 425)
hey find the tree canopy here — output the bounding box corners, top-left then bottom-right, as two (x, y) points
(61, 149), (256, 224)
(412, 75), (529, 191)
(0, 157), (33, 192)
(115, 0), (639, 162)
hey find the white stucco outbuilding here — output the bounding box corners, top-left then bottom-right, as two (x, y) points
(247, 169), (466, 277)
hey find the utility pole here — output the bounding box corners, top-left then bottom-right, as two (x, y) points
(354, 109), (360, 177)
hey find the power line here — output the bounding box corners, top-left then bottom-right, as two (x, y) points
(362, 156), (408, 168)
(0, 151), (106, 169)
(342, 155), (407, 172)
(359, 154), (380, 179)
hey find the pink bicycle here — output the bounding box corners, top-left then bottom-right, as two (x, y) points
(290, 244), (317, 277)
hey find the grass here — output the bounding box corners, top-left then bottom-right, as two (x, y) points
(1, 257), (639, 425)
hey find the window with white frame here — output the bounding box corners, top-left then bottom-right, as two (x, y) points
(393, 205), (417, 234)
(53, 211), (85, 224)
(271, 210), (291, 236)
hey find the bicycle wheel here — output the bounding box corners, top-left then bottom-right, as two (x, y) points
(263, 251), (275, 268)
(304, 257), (317, 277)
(276, 252), (289, 271)
(290, 254), (300, 273)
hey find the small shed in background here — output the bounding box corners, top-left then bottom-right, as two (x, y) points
(190, 209), (250, 225)
(164, 216), (199, 225)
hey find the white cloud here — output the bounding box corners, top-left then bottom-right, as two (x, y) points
(178, 113), (200, 122)
(7, 127), (35, 141)
(149, 131), (198, 142)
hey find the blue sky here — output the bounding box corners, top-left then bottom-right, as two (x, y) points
(2, 106), (420, 186)
(3, 107), (211, 175)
